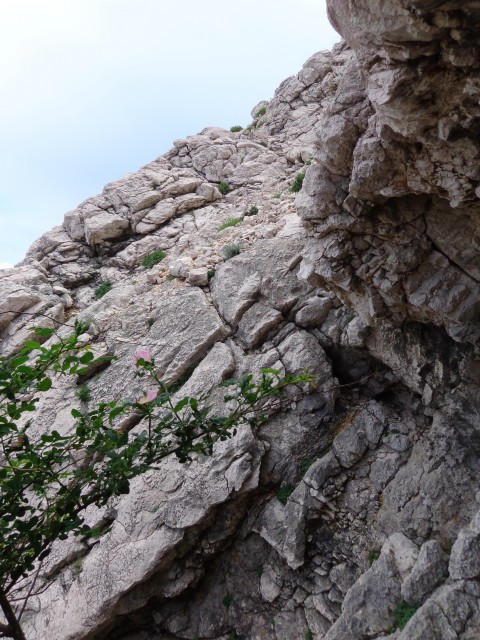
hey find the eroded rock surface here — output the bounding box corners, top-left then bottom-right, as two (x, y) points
(1, 1), (480, 638)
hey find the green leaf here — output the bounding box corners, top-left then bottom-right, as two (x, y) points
(79, 352), (95, 364)
(33, 327), (55, 338)
(37, 377), (52, 392)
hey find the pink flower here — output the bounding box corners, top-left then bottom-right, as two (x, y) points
(138, 388), (158, 404)
(133, 348), (152, 369)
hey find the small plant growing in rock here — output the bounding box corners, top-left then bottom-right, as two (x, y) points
(299, 458), (313, 476)
(290, 172), (305, 193)
(273, 193), (282, 199)
(276, 483), (295, 505)
(76, 384), (90, 403)
(230, 125), (243, 132)
(218, 182), (232, 196)
(94, 281), (112, 299)
(256, 106), (267, 117)
(245, 205), (258, 216)
(305, 632), (313, 640)
(368, 550), (380, 566)
(391, 601), (420, 631)
(222, 593), (233, 608)
(207, 269), (215, 281)
(141, 250), (166, 269)
(151, 180), (160, 189)
(218, 216), (243, 231)
(223, 244), (242, 260)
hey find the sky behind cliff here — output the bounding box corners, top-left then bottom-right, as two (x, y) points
(0, 0), (339, 267)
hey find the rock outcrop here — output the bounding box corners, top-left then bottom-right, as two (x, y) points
(1, 1), (479, 638)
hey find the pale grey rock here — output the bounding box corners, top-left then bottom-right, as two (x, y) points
(168, 256), (193, 278)
(401, 540), (448, 605)
(236, 302), (283, 348)
(259, 563), (283, 603)
(273, 609), (310, 640)
(187, 267), (209, 287)
(295, 295), (332, 328)
(381, 533), (418, 580)
(340, 553), (401, 637)
(0, 280), (42, 331)
(449, 528), (480, 580)
(84, 212), (129, 245)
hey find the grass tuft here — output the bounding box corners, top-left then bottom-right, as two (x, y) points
(218, 182), (232, 196)
(218, 216), (243, 231)
(141, 250), (166, 269)
(223, 244), (242, 260)
(290, 172), (305, 193)
(94, 281), (112, 299)
(230, 125), (243, 133)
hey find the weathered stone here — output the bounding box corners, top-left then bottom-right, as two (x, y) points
(84, 212), (129, 245)
(187, 267), (209, 287)
(402, 540), (448, 605)
(236, 302), (283, 348)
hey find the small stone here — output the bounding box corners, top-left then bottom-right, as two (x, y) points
(187, 268), (209, 287)
(168, 257), (193, 279)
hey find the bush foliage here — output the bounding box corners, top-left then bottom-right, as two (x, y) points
(0, 321), (313, 638)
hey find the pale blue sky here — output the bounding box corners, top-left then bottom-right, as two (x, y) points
(0, 0), (339, 267)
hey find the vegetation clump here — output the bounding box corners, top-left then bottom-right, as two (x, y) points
(218, 182), (232, 195)
(392, 601), (420, 631)
(276, 483), (295, 505)
(218, 216), (243, 231)
(76, 384), (91, 403)
(245, 205), (258, 216)
(141, 250), (166, 269)
(230, 125), (243, 133)
(290, 172), (305, 193)
(256, 106), (267, 117)
(223, 244), (242, 260)
(94, 281), (112, 299)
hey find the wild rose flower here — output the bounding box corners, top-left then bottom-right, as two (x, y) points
(138, 388), (158, 404)
(133, 348), (152, 369)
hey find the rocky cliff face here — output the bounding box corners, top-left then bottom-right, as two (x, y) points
(1, 1), (480, 638)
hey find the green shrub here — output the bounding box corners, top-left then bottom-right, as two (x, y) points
(223, 244), (242, 260)
(94, 281), (112, 299)
(222, 593), (233, 608)
(230, 125), (243, 133)
(141, 250), (166, 269)
(245, 205), (258, 216)
(218, 182), (232, 195)
(299, 458), (313, 476)
(392, 601), (420, 631)
(256, 106), (267, 117)
(76, 384), (91, 403)
(207, 269), (215, 281)
(368, 550), (380, 566)
(218, 216), (243, 231)
(276, 483), (295, 505)
(290, 172), (305, 193)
